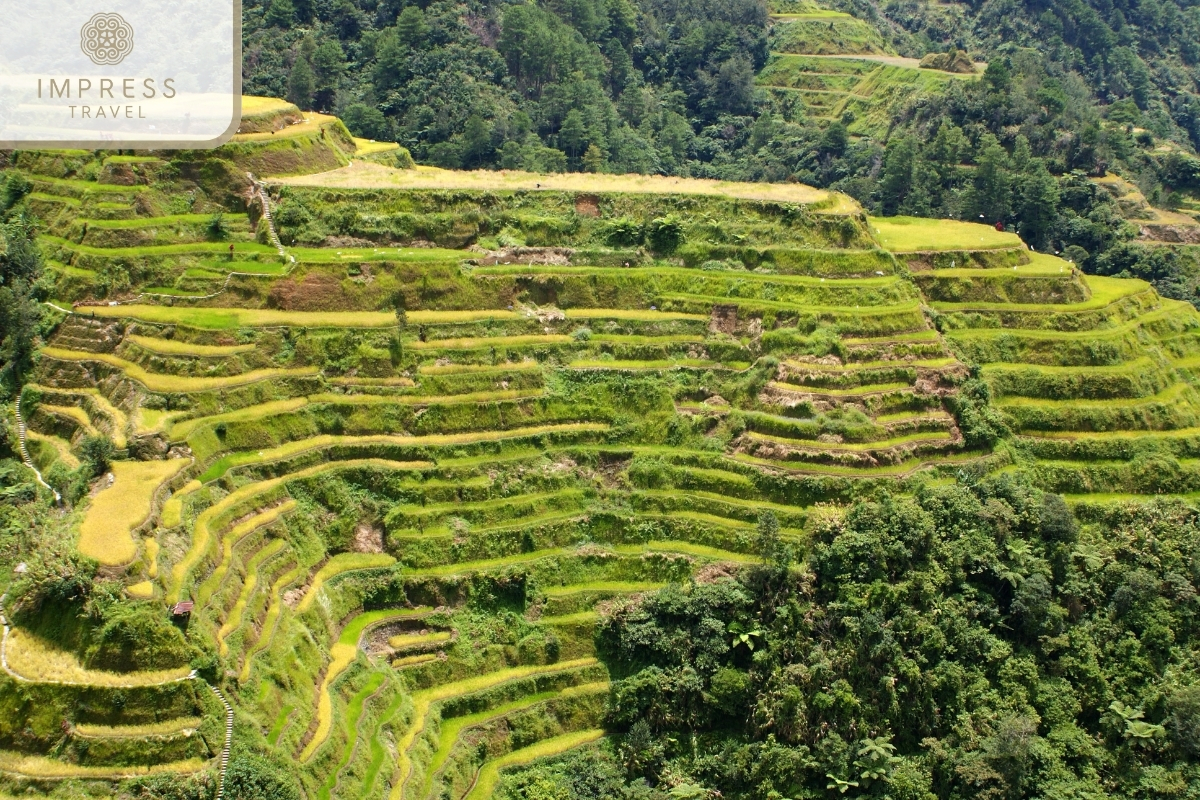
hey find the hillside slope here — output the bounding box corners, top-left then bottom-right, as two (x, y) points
(2, 100), (1200, 799)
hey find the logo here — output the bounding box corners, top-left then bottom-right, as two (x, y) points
(80, 12), (134, 66)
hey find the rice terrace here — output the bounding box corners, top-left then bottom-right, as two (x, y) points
(5, 9), (1200, 792)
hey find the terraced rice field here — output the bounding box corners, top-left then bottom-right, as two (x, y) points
(10, 103), (1200, 800)
(78, 459), (187, 565)
(756, 55), (979, 137)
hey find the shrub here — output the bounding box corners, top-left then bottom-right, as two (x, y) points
(1168, 685), (1200, 756)
(84, 602), (195, 671)
(79, 434), (116, 478)
(602, 217), (644, 247)
(224, 752), (301, 800)
(206, 212), (229, 241)
(647, 217), (684, 254)
(949, 380), (1008, 449)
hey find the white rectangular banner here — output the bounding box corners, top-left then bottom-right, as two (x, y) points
(0, 0), (241, 148)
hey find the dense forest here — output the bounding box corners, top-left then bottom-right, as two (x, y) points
(456, 483), (1200, 800)
(241, 0), (1200, 299)
(240, 0), (1200, 172)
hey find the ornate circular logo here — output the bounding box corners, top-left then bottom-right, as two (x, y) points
(80, 12), (134, 66)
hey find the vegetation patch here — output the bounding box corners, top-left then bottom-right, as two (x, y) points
(78, 459), (187, 565)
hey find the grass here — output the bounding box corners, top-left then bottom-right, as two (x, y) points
(843, 329), (941, 344)
(24, 430), (79, 468)
(932, 274), (1149, 312)
(746, 428), (955, 451)
(136, 406), (180, 435)
(418, 362), (542, 375)
(561, 308), (707, 321)
(730, 449), (985, 477)
(81, 213), (239, 230)
(195, 500), (297, 608)
(28, 191), (81, 206)
(783, 356), (956, 371)
(393, 653), (440, 668)
(1021, 426), (1200, 441)
(40, 346), (319, 392)
(542, 581), (665, 597)
(241, 563), (308, 682)
(234, 110), (340, 141)
(353, 137), (401, 155)
(361, 691), (408, 796)
(635, 488), (809, 517)
(539, 612), (602, 625)
(389, 658), (598, 799)
(304, 388), (545, 407)
(618, 540), (761, 563)
(295, 553), (398, 613)
(569, 358), (746, 371)
(78, 459), (187, 565)
(126, 580), (155, 598)
(216, 538), (287, 656)
(170, 398), (309, 441)
(462, 729), (606, 800)
(169, 459), (407, 603)
(388, 631), (453, 650)
(242, 95), (299, 115)
(301, 609), (429, 761)
(161, 479), (201, 528)
(4, 627), (192, 686)
(268, 705), (296, 747)
(407, 539), (756, 580)
(144, 537), (159, 577)
(418, 683), (608, 800)
(71, 304), (521, 330)
(0, 752), (206, 779)
(411, 334), (573, 350)
(274, 160), (855, 212)
(869, 215), (1023, 252)
(995, 380), (1190, 410)
(126, 334), (257, 356)
(197, 424), (604, 483)
(33, 386), (132, 447)
(40, 404), (95, 433)
(943, 308), (1170, 341)
(318, 671), (387, 800)
(74, 717), (202, 738)
(42, 234), (279, 258)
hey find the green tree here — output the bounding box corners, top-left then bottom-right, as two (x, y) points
(984, 58), (1011, 93)
(559, 109), (588, 160)
(79, 435), (116, 478)
(310, 40), (346, 94)
(264, 0), (296, 27)
(970, 139), (1012, 223)
(880, 136), (917, 215)
(287, 57), (316, 109)
(818, 121), (848, 156)
(461, 114), (493, 167)
(341, 103), (390, 141)
(396, 6), (429, 47)
(0, 215), (44, 387)
(582, 142), (606, 173)
(1016, 161), (1060, 247)
(372, 30), (409, 91)
(757, 510), (781, 563)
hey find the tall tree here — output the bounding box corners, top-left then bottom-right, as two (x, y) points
(287, 57), (316, 109)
